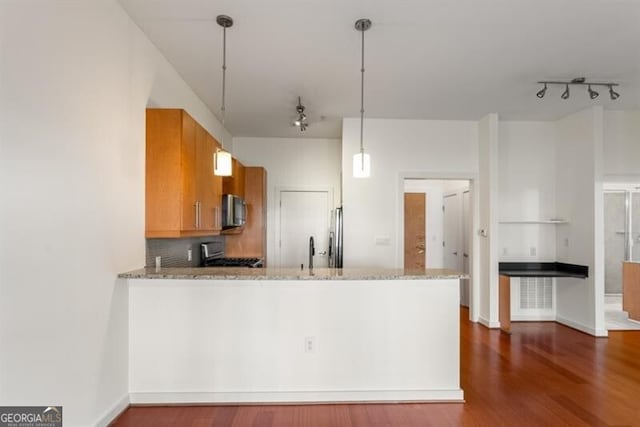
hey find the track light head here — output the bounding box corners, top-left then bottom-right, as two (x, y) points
(588, 85), (599, 99)
(561, 84), (570, 100)
(293, 96), (309, 131)
(609, 85), (620, 100)
(536, 83), (547, 98)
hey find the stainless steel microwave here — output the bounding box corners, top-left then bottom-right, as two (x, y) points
(221, 194), (246, 229)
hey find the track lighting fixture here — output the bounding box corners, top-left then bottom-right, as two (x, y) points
(293, 96), (308, 131)
(535, 77), (620, 101)
(609, 85), (620, 100)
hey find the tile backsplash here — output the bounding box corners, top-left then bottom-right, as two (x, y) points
(146, 236), (224, 268)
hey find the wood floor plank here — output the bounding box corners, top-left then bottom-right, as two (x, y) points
(111, 309), (640, 427)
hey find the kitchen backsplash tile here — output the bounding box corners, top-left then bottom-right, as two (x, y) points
(146, 236), (224, 268)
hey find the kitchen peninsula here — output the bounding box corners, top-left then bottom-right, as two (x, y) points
(119, 267), (466, 404)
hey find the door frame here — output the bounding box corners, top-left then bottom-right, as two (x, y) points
(397, 172), (480, 323)
(274, 186), (335, 268)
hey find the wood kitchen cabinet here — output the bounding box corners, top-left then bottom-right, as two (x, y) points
(222, 158), (245, 198)
(146, 108), (222, 238)
(225, 167), (267, 262)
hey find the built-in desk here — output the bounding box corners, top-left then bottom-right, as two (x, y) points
(498, 262), (588, 334)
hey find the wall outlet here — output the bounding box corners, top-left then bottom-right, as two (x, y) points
(187, 248), (192, 261)
(503, 247), (508, 256)
(530, 247), (537, 256)
(305, 336), (315, 353)
(564, 238), (569, 247)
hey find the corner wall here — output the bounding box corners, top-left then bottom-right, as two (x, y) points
(554, 107), (606, 336)
(0, 1), (226, 425)
(498, 121), (557, 261)
(478, 114), (500, 328)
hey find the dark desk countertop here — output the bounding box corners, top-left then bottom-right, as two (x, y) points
(499, 262), (588, 279)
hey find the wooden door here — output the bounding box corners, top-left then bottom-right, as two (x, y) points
(404, 193), (426, 270)
(180, 111), (197, 231)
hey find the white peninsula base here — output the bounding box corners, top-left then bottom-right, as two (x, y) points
(127, 274), (463, 404)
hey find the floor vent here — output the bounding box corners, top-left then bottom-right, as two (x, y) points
(520, 277), (553, 310)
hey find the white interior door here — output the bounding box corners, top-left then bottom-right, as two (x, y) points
(279, 190), (330, 268)
(443, 193), (460, 272)
(461, 191), (471, 307)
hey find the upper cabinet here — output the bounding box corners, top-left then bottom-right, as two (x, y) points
(223, 158), (246, 198)
(225, 167), (268, 262)
(145, 109), (222, 238)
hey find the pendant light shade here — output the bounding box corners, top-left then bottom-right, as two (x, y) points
(214, 149), (232, 176)
(353, 18), (372, 178)
(353, 152), (370, 178)
(214, 14), (233, 177)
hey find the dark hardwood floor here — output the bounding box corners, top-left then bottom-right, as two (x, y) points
(112, 308), (640, 426)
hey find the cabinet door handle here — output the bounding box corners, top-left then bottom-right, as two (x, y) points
(196, 201), (201, 229)
(194, 202), (199, 229)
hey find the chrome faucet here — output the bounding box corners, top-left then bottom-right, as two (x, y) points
(309, 236), (315, 270)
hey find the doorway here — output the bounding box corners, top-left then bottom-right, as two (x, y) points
(403, 179), (472, 307)
(603, 184), (640, 330)
(277, 189), (332, 268)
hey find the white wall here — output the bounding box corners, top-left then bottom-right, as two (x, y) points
(0, 1), (226, 425)
(603, 110), (640, 178)
(554, 107), (606, 336)
(341, 118), (478, 269)
(498, 121), (557, 261)
(231, 137), (341, 266)
(477, 114), (500, 328)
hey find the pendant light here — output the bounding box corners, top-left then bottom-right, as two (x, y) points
(353, 18), (372, 178)
(214, 14), (233, 177)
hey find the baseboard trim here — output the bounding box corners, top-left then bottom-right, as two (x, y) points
(94, 394), (130, 427)
(478, 316), (500, 329)
(129, 389), (464, 405)
(556, 316), (608, 337)
(511, 314), (556, 321)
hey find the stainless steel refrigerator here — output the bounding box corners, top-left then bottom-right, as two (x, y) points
(329, 207), (343, 268)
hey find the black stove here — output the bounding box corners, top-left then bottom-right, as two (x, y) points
(201, 241), (264, 268)
(203, 257), (264, 268)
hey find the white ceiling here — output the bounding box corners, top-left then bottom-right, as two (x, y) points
(119, 0), (640, 138)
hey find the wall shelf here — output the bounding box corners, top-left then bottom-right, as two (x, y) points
(499, 220), (568, 224)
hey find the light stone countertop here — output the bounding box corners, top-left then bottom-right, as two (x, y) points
(118, 267), (468, 281)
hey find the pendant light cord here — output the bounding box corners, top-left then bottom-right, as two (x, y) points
(221, 24), (227, 129)
(359, 27), (365, 157)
